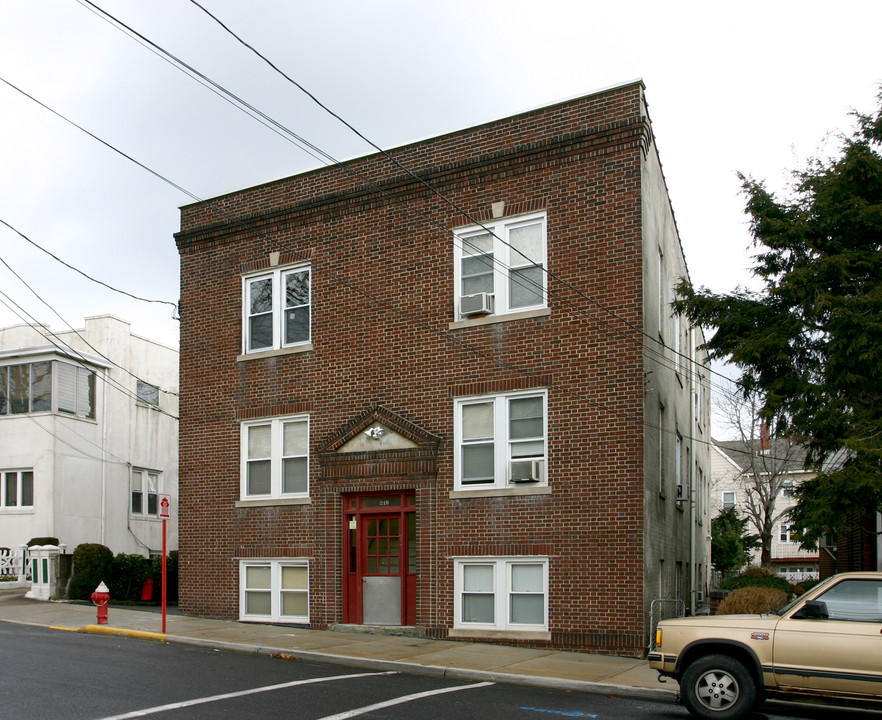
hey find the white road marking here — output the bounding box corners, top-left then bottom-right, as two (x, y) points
(315, 681), (495, 720)
(94, 671), (396, 719)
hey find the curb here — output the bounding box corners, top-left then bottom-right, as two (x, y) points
(79, 624), (168, 643)
(163, 635), (678, 702)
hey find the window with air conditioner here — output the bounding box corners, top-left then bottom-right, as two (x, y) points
(453, 212), (546, 320)
(455, 390), (547, 491)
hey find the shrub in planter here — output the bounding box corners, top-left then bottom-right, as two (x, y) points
(716, 586), (789, 615)
(69, 543), (113, 600)
(110, 553), (150, 602)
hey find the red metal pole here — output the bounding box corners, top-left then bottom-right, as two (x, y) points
(162, 518), (167, 633)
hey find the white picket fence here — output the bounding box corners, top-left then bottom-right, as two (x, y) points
(0, 546), (29, 581)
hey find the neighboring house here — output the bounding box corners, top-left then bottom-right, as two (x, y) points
(711, 439), (819, 581)
(0, 315), (179, 558)
(175, 80), (711, 656)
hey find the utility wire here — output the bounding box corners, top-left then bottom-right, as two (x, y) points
(75, 0), (708, 390)
(5, 6), (736, 455)
(0, 250), (179, 401)
(188, 0), (712, 384)
(0, 215), (179, 316)
(0, 286), (179, 421)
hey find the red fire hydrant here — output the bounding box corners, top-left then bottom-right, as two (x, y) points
(91, 582), (110, 625)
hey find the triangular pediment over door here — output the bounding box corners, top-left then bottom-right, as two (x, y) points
(317, 406), (441, 481)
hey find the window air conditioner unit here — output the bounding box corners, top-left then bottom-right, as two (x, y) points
(676, 484), (690, 503)
(697, 589), (705, 603)
(460, 292), (494, 317)
(510, 459), (543, 484)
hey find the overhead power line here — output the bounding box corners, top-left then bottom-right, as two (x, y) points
(75, 0), (709, 390)
(4, 4), (735, 455)
(0, 216), (178, 314)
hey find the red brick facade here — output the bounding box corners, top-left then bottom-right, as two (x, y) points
(175, 81), (699, 656)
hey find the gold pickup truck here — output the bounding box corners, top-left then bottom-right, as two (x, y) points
(648, 571), (882, 719)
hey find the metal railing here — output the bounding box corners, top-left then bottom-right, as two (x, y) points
(649, 597), (685, 650)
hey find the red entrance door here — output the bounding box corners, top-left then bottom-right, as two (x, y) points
(343, 492), (415, 625)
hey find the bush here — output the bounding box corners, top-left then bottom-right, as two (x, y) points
(720, 567), (793, 595)
(150, 551), (179, 601)
(69, 544), (113, 600)
(717, 586), (789, 615)
(110, 554), (150, 602)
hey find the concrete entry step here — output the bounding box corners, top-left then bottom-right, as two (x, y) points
(332, 623), (421, 638)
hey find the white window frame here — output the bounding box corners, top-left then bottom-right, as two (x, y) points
(242, 265), (311, 354)
(1, 469), (34, 509)
(454, 390), (548, 491)
(779, 523), (798, 544)
(453, 557), (548, 632)
(722, 490), (736, 511)
(453, 212), (547, 320)
(240, 415), (310, 500)
(131, 468), (161, 517)
(136, 380), (160, 407)
(239, 559), (309, 623)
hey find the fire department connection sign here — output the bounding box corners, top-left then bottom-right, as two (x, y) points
(159, 494), (171, 519)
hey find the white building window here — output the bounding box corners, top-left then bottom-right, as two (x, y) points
(131, 469), (160, 516)
(781, 482), (796, 498)
(240, 559), (309, 623)
(455, 390), (547, 490)
(1, 470), (33, 508)
(454, 558), (548, 631)
(241, 416), (309, 499)
(779, 524), (799, 544)
(136, 380), (160, 407)
(453, 212), (546, 320)
(0, 361), (94, 419)
(722, 491), (736, 511)
(243, 265), (311, 353)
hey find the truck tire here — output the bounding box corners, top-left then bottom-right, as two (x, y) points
(680, 653), (758, 720)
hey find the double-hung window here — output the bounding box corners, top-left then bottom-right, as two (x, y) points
(1, 470), (33, 508)
(453, 212), (546, 320)
(131, 469), (160, 516)
(240, 559), (309, 623)
(241, 416), (309, 500)
(244, 265), (311, 353)
(455, 390), (547, 490)
(721, 491), (736, 511)
(454, 558), (548, 631)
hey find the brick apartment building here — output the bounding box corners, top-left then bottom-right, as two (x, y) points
(175, 80), (711, 656)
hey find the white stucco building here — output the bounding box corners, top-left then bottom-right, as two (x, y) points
(0, 315), (178, 558)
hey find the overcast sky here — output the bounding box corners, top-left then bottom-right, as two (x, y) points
(1, 0), (879, 362)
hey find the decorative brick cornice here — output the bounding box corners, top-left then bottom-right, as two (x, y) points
(175, 117), (650, 251)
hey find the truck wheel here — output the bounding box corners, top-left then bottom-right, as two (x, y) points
(680, 654), (757, 720)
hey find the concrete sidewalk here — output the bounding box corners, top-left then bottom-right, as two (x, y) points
(0, 587), (677, 701)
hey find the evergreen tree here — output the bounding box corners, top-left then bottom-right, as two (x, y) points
(676, 93), (882, 547)
(712, 507), (759, 576)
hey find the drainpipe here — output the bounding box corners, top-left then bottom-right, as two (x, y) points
(689, 325), (697, 615)
(100, 368), (108, 546)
